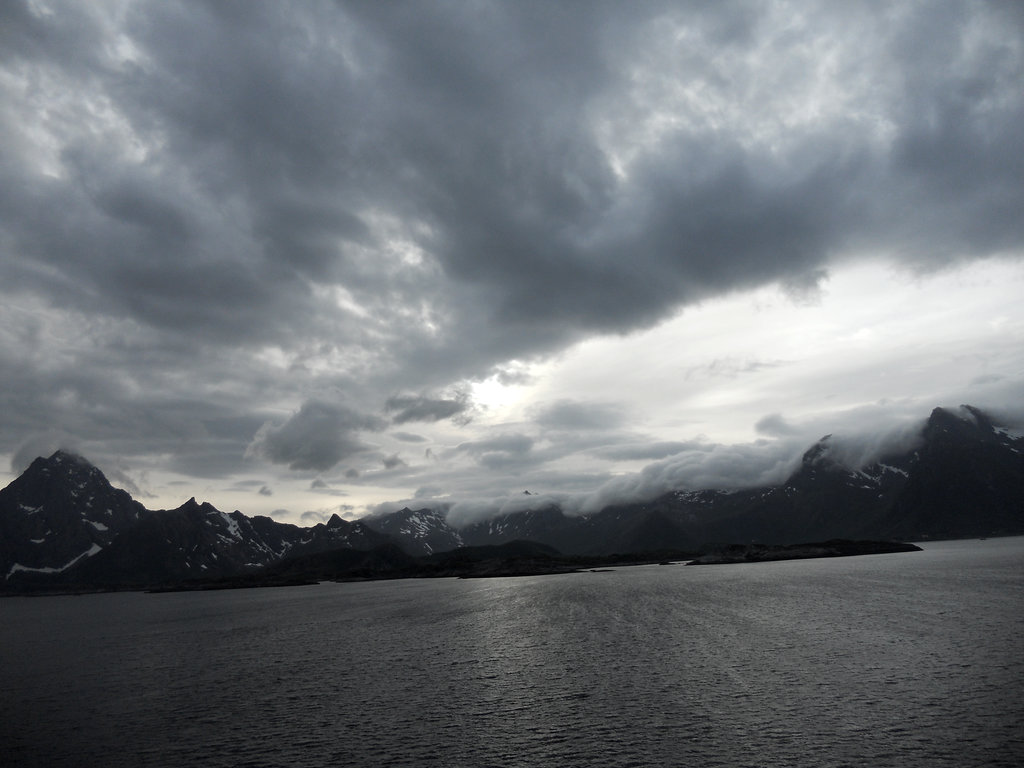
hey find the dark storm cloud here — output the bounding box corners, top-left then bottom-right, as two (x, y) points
(491, 365), (536, 387)
(309, 478), (354, 498)
(385, 394), (472, 425)
(455, 434), (535, 470)
(6, 1), (1019, 372)
(247, 401), (386, 472)
(532, 400), (627, 431)
(1, 0), (1022, 494)
(381, 454), (407, 470)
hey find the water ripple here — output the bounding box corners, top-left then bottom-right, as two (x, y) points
(2, 538), (1023, 767)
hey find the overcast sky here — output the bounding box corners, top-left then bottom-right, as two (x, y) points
(2, 0), (1022, 525)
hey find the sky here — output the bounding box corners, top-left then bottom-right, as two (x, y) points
(2, 0), (1023, 526)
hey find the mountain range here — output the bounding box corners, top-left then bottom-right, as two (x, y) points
(2, 405), (1022, 592)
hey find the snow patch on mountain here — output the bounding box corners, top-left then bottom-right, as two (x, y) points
(220, 511), (241, 539)
(877, 463), (909, 477)
(6, 543), (103, 579)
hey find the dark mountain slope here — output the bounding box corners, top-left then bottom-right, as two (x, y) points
(694, 438), (913, 544)
(0, 451), (145, 582)
(59, 501), (397, 589)
(881, 406), (1024, 539)
(364, 507), (464, 555)
(1, 455), (397, 591)
(371, 404), (1024, 551)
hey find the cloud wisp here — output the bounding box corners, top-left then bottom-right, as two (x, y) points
(385, 394), (472, 425)
(248, 401), (386, 473)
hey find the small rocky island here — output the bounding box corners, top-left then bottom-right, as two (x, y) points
(158, 538), (923, 590)
(686, 539), (922, 565)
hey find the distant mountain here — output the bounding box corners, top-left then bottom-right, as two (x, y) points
(63, 500), (394, 588)
(459, 505), (605, 552)
(689, 405), (1024, 544)
(2, 404), (1021, 592)
(0, 451), (145, 583)
(687, 433), (915, 545)
(363, 506), (464, 556)
(372, 404), (1024, 554)
(1, 452), (394, 592)
(880, 406), (1024, 539)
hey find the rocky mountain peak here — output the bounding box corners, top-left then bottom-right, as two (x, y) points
(927, 404), (993, 433)
(9, 451), (127, 509)
(1, 451), (146, 585)
(27, 450), (105, 483)
(174, 497), (221, 515)
(920, 406), (1018, 453)
(787, 435), (855, 486)
(800, 435), (835, 468)
(45, 449), (86, 465)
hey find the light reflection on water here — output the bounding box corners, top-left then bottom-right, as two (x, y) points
(2, 537), (1023, 767)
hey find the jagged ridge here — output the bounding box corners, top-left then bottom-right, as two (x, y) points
(374, 405), (1024, 554)
(1, 405), (1021, 591)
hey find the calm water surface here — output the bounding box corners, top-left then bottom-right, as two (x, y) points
(2, 537), (1022, 767)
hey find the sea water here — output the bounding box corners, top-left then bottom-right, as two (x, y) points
(2, 537), (1022, 767)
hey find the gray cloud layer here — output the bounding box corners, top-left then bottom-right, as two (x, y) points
(248, 401), (385, 472)
(2, 1), (1022, 512)
(385, 394), (472, 425)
